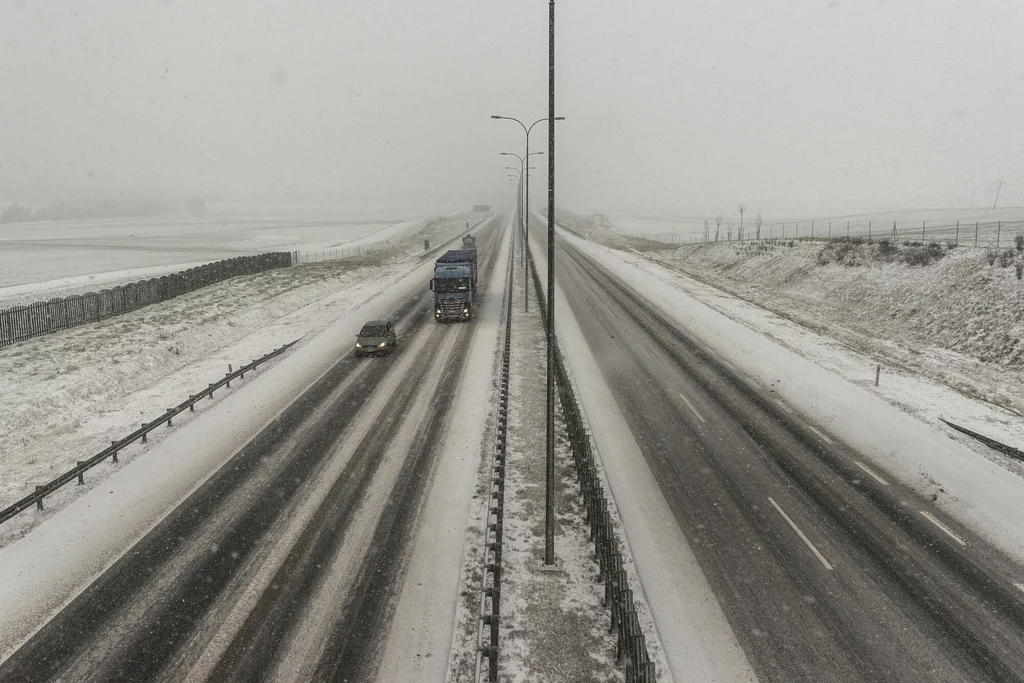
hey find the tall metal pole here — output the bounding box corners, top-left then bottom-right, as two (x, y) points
(524, 134), (531, 311)
(544, 0), (557, 567)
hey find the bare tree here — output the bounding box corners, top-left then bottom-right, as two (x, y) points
(727, 222), (734, 241)
(754, 211), (763, 240)
(703, 219), (710, 242)
(738, 204), (747, 230)
(715, 215), (723, 242)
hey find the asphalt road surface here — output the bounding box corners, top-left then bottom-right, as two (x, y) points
(553, 234), (1024, 683)
(0, 217), (505, 683)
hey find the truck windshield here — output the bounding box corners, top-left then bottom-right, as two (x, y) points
(435, 278), (470, 293)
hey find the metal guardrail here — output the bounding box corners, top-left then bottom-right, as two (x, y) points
(475, 226), (514, 682)
(940, 418), (1024, 462)
(526, 240), (657, 683)
(0, 340), (298, 527)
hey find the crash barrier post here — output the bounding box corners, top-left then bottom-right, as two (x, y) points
(475, 229), (516, 682)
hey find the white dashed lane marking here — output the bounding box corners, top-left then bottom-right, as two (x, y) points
(854, 461), (890, 486)
(920, 510), (968, 547)
(678, 393), (706, 423)
(768, 497), (834, 571)
(808, 425), (835, 444)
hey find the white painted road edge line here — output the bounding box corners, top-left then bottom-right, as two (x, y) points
(854, 461), (890, 486)
(767, 497), (834, 571)
(919, 510), (969, 547)
(807, 425), (835, 444)
(773, 398), (793, 414)
(678, 393), (706, 423)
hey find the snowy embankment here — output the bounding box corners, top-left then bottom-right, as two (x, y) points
(626, 234), (1024, 429)
(556, 224), (1024, 566)
(0, 213), (486, 547)
(567, 215), (1024, 454)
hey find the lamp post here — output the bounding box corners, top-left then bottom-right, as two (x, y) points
(489, 114), (565, 245)
(501, 151), (543, 249)
(506, 167), (526, 221)
(493, 117), (563, 322)
(491, 116), (564, 261)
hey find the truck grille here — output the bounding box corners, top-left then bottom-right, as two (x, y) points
(439, 300), (464, 315)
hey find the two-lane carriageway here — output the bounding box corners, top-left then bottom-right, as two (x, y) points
(0, 216), (511, 683)
(550, 232), (1024, 683)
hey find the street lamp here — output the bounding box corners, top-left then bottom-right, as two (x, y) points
(490, 115), (564, 247)
(502, 151), (545, 274)
(492, 116), (563, 316)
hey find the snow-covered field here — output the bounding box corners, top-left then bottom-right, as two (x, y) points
(0, 210), (434, 300)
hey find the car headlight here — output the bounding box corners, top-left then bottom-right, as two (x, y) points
(378, 342), (386, 347)
(355, 342), (362, 348)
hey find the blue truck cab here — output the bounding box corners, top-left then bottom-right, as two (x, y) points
(430, 249), (478, 322)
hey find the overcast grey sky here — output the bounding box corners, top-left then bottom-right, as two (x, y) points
(2, 0), (1022, 216)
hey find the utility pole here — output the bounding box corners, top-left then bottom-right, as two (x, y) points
(993, 178), (1006, 209)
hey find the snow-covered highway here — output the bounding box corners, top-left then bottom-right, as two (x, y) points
(553, 238), (1024, 682)
(3, 209), (1024, 683)
(0, 217), (509, 683)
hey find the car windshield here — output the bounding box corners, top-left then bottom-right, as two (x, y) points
(435, 278), (469, 293)
(359, 325), (387, 337)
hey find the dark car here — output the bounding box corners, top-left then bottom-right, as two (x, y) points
(355, 319), (397, 356)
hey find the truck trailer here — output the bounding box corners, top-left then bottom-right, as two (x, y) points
(430, 249), (478, 322)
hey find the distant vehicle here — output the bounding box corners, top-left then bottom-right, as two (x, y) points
(354, 319), (397, 356)
(462, 234), (477, 250)
(430, 249), (478, 322)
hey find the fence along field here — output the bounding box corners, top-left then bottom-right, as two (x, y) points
(0, 252), (292, 347)
(616, 217), (1024, 248)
